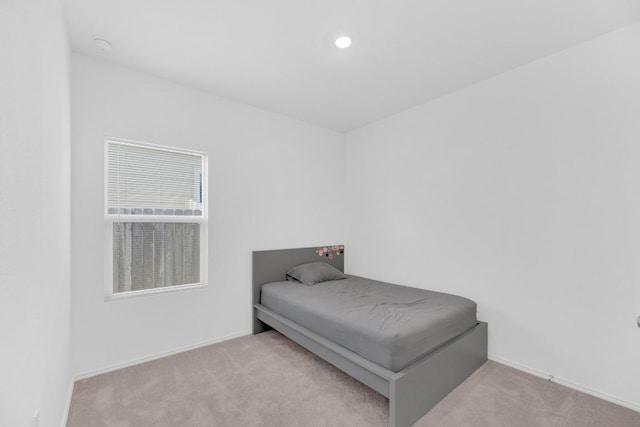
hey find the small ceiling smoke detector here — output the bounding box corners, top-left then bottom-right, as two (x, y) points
(94, 38), (113, 52)
(335, 36), (352, 49)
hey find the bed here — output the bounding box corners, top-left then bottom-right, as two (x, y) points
(252, 246), (487, 427)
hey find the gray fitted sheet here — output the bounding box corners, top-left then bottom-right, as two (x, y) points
(260, 275), (477, 372)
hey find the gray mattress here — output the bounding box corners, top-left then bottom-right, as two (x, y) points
(260, 275), (477, 372)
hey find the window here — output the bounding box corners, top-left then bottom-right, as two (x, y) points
(105, 138), (207, 298)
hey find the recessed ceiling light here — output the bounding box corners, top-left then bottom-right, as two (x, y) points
(335, 36), (352, 49)
(94, 38), (113, 52)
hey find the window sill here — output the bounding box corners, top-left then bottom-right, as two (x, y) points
(104, 283), (207, 302)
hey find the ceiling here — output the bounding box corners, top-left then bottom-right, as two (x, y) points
(62, 1), (640, 132)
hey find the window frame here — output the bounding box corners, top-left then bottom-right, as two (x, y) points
(103, 137), (208, 301)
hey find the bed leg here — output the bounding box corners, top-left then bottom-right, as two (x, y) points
(253, 308), (273, 334)
(389, 384), (412, 427)
(389, 395), (400, 427)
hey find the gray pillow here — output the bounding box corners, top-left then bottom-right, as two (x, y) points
(286, 262), (347, 286)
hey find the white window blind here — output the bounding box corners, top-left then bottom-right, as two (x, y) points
(105, 139), (207, 297)
(107, 141), (204, 216)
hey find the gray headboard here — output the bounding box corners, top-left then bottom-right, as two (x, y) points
(252, 245), (344, 333)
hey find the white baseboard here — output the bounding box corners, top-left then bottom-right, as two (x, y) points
(60, 375), (74, 427)
(74, 329), (252, 381)
(488, 353), (640, 413)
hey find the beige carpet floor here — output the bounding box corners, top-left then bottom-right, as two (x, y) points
(67, 331), (640, 427)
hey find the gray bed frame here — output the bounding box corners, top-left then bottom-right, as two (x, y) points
(252, 246), (488, 427)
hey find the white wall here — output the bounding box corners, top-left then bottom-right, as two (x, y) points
(345, 23), (640, 409)
(0, 1), (71, 426)
(70, 55), (345, 376)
